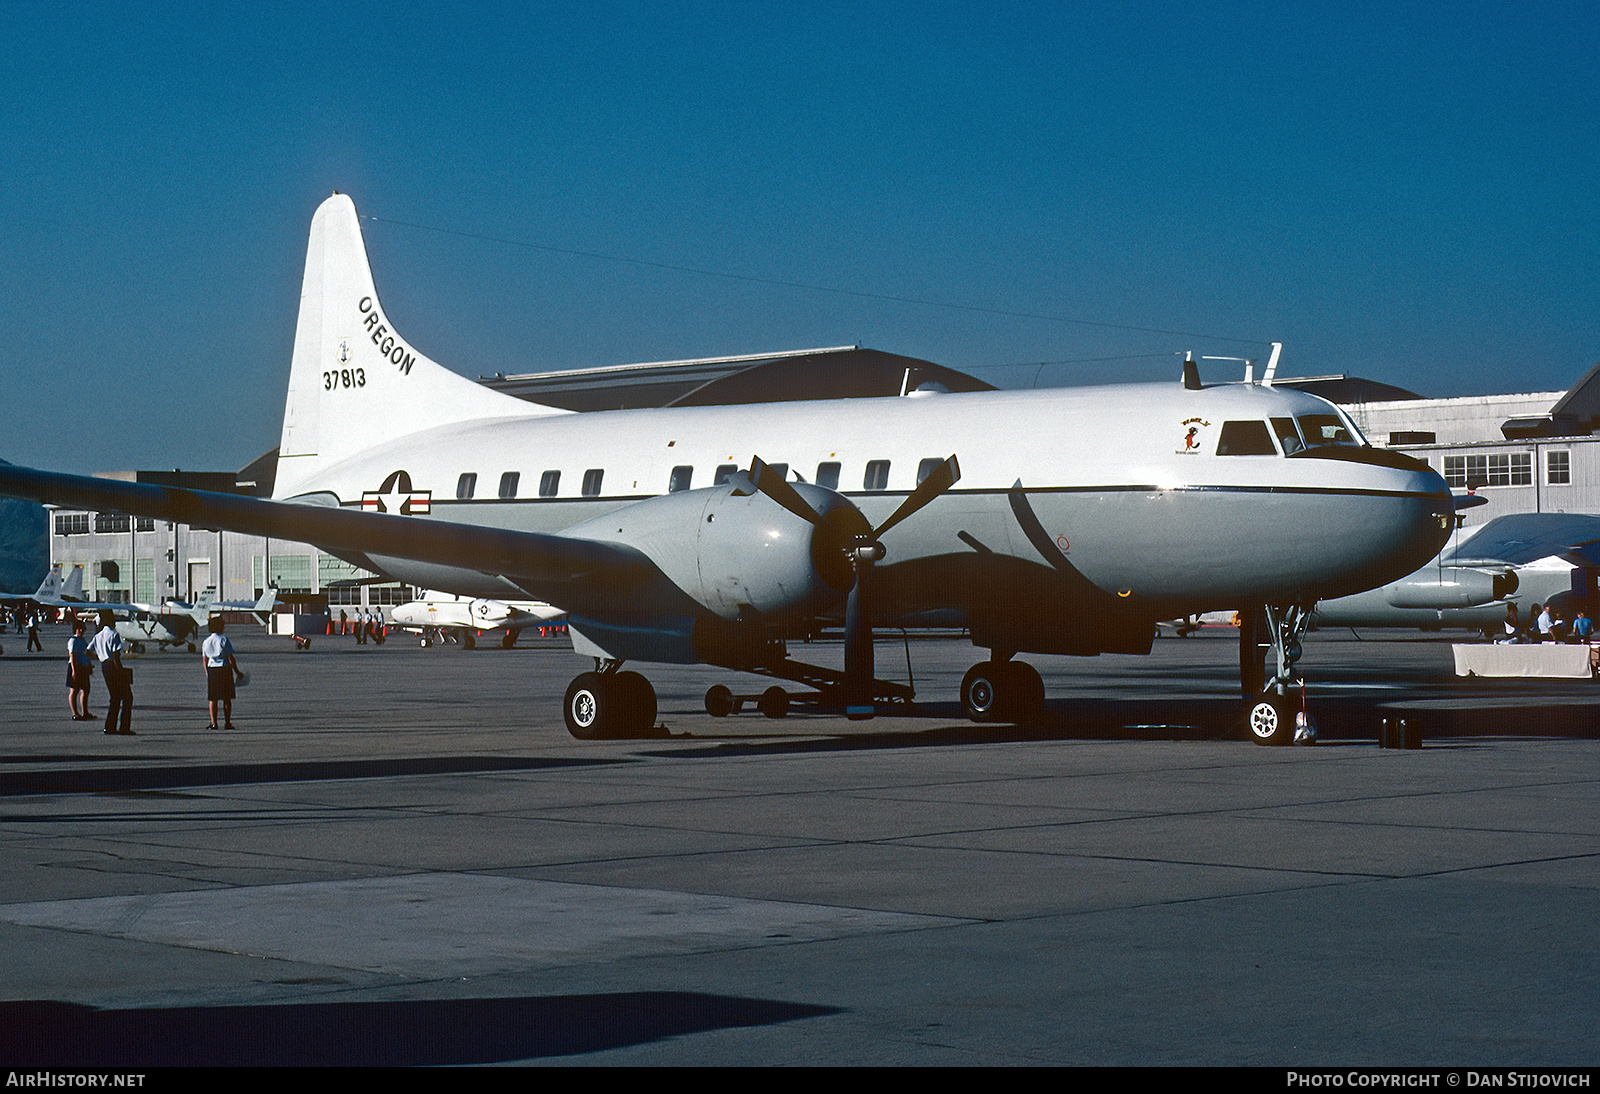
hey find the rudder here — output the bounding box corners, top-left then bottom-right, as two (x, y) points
(275, 193), (566, 499)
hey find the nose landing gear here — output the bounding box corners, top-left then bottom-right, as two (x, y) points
(1240, 603), (1314, 746)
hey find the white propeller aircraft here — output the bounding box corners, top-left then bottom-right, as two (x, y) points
(0, 193), (1461, 743)
(50, 578), (278, 653)
(389, 594), (565, 648)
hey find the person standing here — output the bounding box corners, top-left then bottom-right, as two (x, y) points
(201, 617), (244, 730)
(66, 619), (94, 721)
(26, 610), (43, 652)
(90, 610), (134, 736)
(1496, 603), (1520, 645)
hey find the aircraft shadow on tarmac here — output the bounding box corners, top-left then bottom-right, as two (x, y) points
(652, 691), (1600, 759)
(0, 993), (841, 1066)
(0, 756), (630, 797)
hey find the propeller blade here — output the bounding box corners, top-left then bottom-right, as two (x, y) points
(874, 455), (960, 539)
(747, 456), (850, 552)
(843, 569), (874, 720)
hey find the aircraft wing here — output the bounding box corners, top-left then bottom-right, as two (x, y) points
(1445, 513), (1600, 568)
(0, 462), (657, 611)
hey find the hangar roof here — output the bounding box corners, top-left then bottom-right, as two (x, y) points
(478, 345), (995, 412)
(1271, 374), (1423, 404)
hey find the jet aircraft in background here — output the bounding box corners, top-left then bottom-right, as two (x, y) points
(0, 192), (1464, 743)
(1313, 513), (1600, 634)
(0, 564), (76, 607)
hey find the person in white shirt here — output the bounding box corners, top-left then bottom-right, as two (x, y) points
(66, 619), (94, 721)
(90, 610), (133, 735)
(201, 617), (244, 730)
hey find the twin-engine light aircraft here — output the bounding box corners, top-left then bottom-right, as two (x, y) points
(0, 193), (1459, 743)
(389, 594), (565, 648)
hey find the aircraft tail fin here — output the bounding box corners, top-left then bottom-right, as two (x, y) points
(249, 585), (277, 627)
(33, 565), (63, 601)
(61, 565), (85, 602)
(193, 587), (215, 616)
(275, 193), (569, 499)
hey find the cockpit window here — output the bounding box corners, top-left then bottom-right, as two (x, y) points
(1297, 413), (1357, 447)
(1270, 417), (1305, 455)
(1216, 420), (1277, 456)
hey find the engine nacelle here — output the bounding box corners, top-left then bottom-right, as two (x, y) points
(562, 481), (856, 621)
(1383, 566), (1516, 609)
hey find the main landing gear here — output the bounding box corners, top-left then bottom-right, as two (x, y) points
(1239, 603), (1314, 746)
(563, 664), (660, 740)
(960, 656), (1045, 723)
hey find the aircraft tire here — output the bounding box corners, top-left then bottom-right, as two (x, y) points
(502, 631), (516, 649)
(564, 672), (615, 740)
(1001, 661), (1045, 721)
(757, 686), (789, 719)
(463, 629), (476, 649)
(1243, 695), (1293, 746)
(613, 671), (657, 736)
(961, 662), (1006, 722)
(705, 684), (734, 717)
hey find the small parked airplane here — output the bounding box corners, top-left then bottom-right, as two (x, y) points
(389, 594), (565, 648)
(0, 193), (1462, 742)
(56, 581), (278, 653)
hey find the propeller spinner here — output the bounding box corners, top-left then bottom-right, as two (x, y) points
(740, 455), (961, 718)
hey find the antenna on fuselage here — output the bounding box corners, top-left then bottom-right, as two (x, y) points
(1262, 342), (1282, 386)
(1181, 352), (1203, 390)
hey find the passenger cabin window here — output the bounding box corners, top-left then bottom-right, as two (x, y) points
(1298, 414), (1356, 446)
(1270, 418), (1305, 455)
(864, 460), (891, 490)
(816, 462), (841, 490)
(668, 466), (693, 493)
(456, 473), (477, 499)
(581, 469), (604, 497)
(1216, 421), (1276, 456)
(917, 457), (944, 483)
(539, 470), (560, 497)
(713, 464), (739, 486)
(498, 471), (520, 499)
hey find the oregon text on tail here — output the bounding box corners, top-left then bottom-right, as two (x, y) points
(274, 193), (567, 500)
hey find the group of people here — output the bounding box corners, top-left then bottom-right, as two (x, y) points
(1496, 602), (1595, 645)
(338, 608), (387, 644)
(65, 610), (246, 735)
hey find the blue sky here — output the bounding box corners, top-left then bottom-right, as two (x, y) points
(3, 0), (1597, 475)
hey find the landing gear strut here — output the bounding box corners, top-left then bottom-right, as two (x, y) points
(1240, 603), (1312, 746)
(563, 664), (659, 740)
